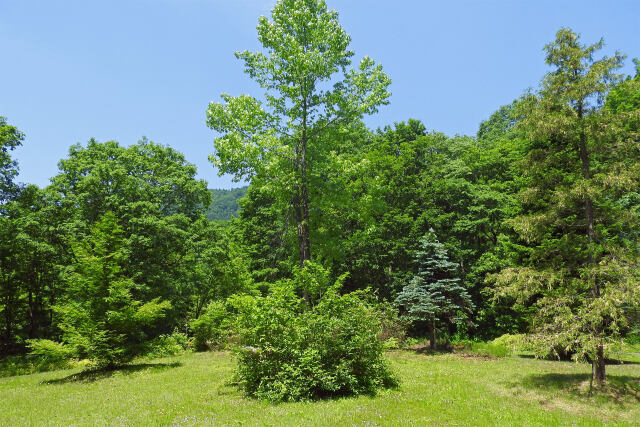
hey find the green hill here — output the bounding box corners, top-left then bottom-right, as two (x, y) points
(205, 187), (248, 221)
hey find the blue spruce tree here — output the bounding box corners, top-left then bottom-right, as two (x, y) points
(396, 230), (473, 349)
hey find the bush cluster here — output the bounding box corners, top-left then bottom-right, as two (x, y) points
(232, 266), (397, 402)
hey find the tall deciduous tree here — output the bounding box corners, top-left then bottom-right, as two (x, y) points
(50, 138), (211, 330)
(206, 0), (391, 267)
(493, 29), (640, 385)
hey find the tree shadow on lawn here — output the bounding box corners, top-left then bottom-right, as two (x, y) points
(519, 372), (640, 405)
(41, 362), (181, 385)
(410, 346), (454, 356)
(517, 353), (640, 365)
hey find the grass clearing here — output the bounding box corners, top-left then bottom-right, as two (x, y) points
(1, 350), (639, 426)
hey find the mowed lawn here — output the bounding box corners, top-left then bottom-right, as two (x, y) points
(1, 350), (639, 426)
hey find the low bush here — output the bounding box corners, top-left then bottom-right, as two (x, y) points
(625, 333), (640, 345)
(190, 301), (230, 351)
(27, 339), (75, 365)
(0, 340), (76, 377)
(143, 332), (190, 359)
(470, 341), (511, 358)
(233, 262), (397, 402)
(377, 301), (408, 345)
(491, 333), (529, 354)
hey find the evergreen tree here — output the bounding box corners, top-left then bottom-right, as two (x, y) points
(395, 231), (473, 349)
(493, 29), (640, 385)
(55, 213), (170, 366)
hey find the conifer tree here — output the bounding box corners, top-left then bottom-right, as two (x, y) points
(493, 28), (640, 385)
(396, 231), (473, 349)
(55, 213), (170, 366)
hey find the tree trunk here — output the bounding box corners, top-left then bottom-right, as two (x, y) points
(293, 191), (309, 268)
(295, 96), (311, 268)
(593, 343), (606, 385)
(28, 290), (35, 339)
(578, 104), (607, 385)
(429, 319), (437, 350)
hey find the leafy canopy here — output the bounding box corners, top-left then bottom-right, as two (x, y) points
(206, 0), (391, 182)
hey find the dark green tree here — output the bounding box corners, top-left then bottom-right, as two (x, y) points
(493, 29), (640, 385)
(0, 116), (24, 203)
(395, 231), (473, 349)
(0, 185), (67, 354)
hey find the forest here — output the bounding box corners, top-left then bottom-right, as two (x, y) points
(1, 0), (640, 424)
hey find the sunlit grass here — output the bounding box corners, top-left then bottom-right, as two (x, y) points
(1, 350), (639, 426)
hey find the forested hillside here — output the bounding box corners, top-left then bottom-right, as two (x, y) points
(1, 0), (640, 409)
(206, 187), (248, 221)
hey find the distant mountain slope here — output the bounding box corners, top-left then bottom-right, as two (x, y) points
(206, 187), (248, 221)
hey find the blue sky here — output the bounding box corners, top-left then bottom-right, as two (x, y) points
(2, 0), (639, 189)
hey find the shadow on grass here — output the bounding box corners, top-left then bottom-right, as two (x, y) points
(520, 372), (640, 404)
(517, 354), (640, 365)
(604, 357), (640, 366)
(410, 346), (452, 356)
(42, 362), (181, 385)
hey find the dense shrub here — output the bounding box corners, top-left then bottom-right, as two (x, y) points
(377, 301), (408, 345)
(491, 333), (527, 354)
(233, 265), (397, 402)
(190, 301), (230, 351)
(143, 332), (190, 358)
(626, 333), (640, 345)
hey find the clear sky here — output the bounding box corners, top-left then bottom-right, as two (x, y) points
(2, 0), (639, 189)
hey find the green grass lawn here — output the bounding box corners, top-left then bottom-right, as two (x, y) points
(1, 350), (639, 426)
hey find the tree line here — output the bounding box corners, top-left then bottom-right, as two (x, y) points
(1, 0), (639, 388)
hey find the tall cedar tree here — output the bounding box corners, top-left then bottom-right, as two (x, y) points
(206, 0), (391, 268)
(493, 29), (640, 385)
(396, 231), (473, 349)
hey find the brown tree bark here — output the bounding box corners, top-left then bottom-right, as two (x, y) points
(429, 319), (437, 350)
(594, 342), (606, 386)
(577, 103), (606, 385)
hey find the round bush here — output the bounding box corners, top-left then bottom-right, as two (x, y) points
(232, 272), (397, 402)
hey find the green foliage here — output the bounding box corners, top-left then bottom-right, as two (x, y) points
(0, 116), (24, 202)
(626, 333), (640, 345)
(233, 263), (396, 402)
(206, 187), (248, 221)
(49, 138), (213, 333)
(183, 218), (254, 322)
(490, 333), (530, 354)
(143, 332), (190, 359)
(396, 231), (473, 347)
(0, 185), (67, 355)
(469, 341), (511, 358)
(26, 339), (74, 363)
(55, 213), (170, 366)
(189, 301), (230, 351)
(606, 58), (640, 115)
(492, 29), (640, 381)
(207, 0), (391, 267)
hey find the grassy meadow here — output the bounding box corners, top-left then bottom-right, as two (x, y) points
(1, 350), (639, 426)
